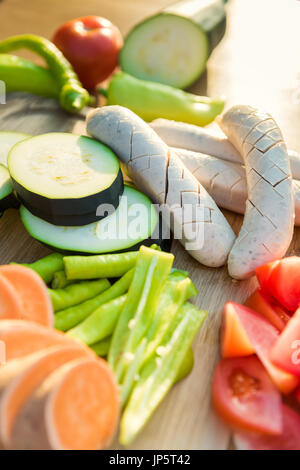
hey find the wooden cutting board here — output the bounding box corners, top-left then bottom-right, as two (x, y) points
(1, 92), (300, 450)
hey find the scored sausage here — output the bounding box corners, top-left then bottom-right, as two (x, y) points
(86, 106), (235, 267)
(151, 118), (300, 181)
(218, 105), (294, 279)
(174, 147), (300, 226)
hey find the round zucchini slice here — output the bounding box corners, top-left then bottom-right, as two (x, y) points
(0, 164), (19, 211)
(8, 133), (123, 226)
(20, 185), (160, 254)
(120, 13), (209, 89)
(0, 131), (30, 166)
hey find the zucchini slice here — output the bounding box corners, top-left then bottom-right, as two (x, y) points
(20, 185), (160, 254)
(0, 163), (19, 211)
(8, 133), (123, 226)
(0, 131), (30, 166)
(120, 0), (226, 89)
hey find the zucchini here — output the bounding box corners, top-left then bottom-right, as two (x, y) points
(20, 185), (160, 254)
(0, 163), (19, 211)
(8, 132), (123, 226)
(0, 131), (30, 166)
(120, 0), (226, 89)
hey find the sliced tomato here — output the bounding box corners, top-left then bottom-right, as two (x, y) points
(221, 302), (255, 358)
(244, 289), (289, 332)
(270, 307), (300, 377)
(295, 387), (300, 404)
(234, 404), (300, 450)
(222, 302), (299, 394)
(255, 260), (279, 296)
(212, 356), (282, 435)
(257, 257), (300, 312)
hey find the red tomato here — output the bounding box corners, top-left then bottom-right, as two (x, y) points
(270, 308), (300, 377)
(244, 289), (289, 332)
(256, 257), (300, 312)
(53, 16), (123, 90)
(255, 260), (279, 295)
(212, 356), (282, 435)
(223, 302), (299, 394)
(234, 404), (300, 450)
(295, 387), (300, 404)
(221, 302), (255, 358)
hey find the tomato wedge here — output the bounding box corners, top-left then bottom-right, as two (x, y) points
(234, 404), (300, 450)
(222, 302), (299, 394)
(212, 356), (282, 435)
(255, 260), (279, 296)
(270, 307), (300, 377)
(256, 257), (300, 312)
(244, 289), (289, 332)
(221, 302), (255, 358)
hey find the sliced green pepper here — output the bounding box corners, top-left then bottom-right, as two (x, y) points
(108, 246), (174, 377)
(120, 302), (207, 445)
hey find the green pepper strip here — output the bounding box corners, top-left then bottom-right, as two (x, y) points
(0, 35), (90, 113)
(54, 268), (134, 331)
(68, 294), (127, 345)
(63, 251), (138, 280)
(120, 302), (207, 445)
(121, 338), (147, 406)
(108, 246), (174, 380)
(104, 72), (225, 126)
(11, 253), (64, 284)
(51, 270), (75, 289)
(49, 279), (110, 312)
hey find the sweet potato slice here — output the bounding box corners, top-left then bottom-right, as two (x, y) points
(0, 320), (79, 360)
(0, 344), (94, 449)
(0, 265), (54, 327)
(0, 274), (23, 320)
(9, 358), (120, 450)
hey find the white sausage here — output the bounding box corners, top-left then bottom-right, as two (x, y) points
(174, 147), (300, 226)
(151, 118), (300, 180)
(86, 106), (235, 267)
(219, 105), (294, 279)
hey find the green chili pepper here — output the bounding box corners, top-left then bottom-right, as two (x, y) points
(68, 294), (127, 345)
(0, 54), (59, 98)
(51, 270), (75, 289)
(121, 338), (147, 406)
(0, 35), (90, 113)
(63, 251), (139, 280)
(120, 302), (207, 445)
(49, 279), (110, 312)
(11, 253), (64, 284)
(108, 246), (174, 380)
(100, 72), (224, 125)
(90, 337), (111, 357)
(54, 268), (134, 331)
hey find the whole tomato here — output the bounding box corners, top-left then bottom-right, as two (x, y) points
(53, 16), (123, 90)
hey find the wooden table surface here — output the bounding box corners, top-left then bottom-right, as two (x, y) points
(0, 0), (299, 450)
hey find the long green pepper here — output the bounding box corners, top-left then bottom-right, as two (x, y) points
(101, 72), (224, 125)
(0, 35), (90, 113)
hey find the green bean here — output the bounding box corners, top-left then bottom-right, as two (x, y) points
(54, 269), (134, 331)
(68, 294), (127, 345)
(90, 337), (111, 357)
(51, 270), (75, 289)
(120, 302), (207, 445)
(63, 251), (138, 280)
(11, 253), (64, 284)
(49, 279), (110, 312)
(108, 246), (174, 380)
